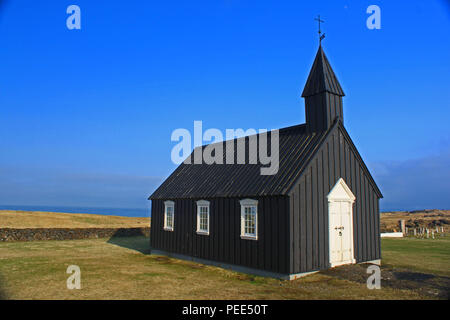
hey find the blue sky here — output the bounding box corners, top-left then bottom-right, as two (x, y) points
(0, 1), (449, 211)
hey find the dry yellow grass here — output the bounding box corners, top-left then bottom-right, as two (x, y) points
(380, 209), (449, 232)
(0, 210), (149, 229)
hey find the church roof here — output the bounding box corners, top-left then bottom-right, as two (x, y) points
(301, 45), (345, 97)
(149, 118), (383, 200)
(149, 123), (332, 200)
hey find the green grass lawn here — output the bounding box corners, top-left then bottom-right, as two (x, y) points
(381, 235), (450, 277)
(0, 235), (448, 300)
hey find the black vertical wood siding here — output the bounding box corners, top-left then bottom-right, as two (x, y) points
(150, 196), (291, 274)
(305, 93), (343, 132)
(288, 126), (381, 274)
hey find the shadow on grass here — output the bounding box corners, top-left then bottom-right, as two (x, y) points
(322, 263), (450, 299)
(107, 230), (150, 255)
(393, 271), (435, 282)
(389, 270), (450, 299)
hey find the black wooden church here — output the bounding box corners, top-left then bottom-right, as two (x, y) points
(149, 44), (383, 280)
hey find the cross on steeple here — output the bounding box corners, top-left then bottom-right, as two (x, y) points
(314, 15), (325, 45)
(302, 39), (345, 132)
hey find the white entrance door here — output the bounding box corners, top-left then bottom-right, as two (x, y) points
(328, 178), (356, 267)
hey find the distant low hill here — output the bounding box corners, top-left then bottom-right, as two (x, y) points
(380, 209), (450, 233)
(2, 209), (447, 233)
(0, 210), (150, 229)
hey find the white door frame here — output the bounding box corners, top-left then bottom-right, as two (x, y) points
(327, 178), (356, 267)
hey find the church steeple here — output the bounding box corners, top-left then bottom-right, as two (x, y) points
(302, 45), (345, 132)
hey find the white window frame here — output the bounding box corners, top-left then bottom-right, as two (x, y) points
(196, 200), (210, 235)
(163, 200), (174, 231)
(240, 199), (258, 240)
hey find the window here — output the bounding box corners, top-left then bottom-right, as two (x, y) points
(164, 200), (174, 231)
(196, 200), (210, 235)
(240, 199), (258, 240)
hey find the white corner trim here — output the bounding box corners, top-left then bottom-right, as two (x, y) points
(196, 200), (210, 206)
(239, 198), (258, 206)
(163, 200), (174, 232)
(327, 177), (356, 202)
(164, 200), (174, 206)
(362, 259), (381, 266)
(196, 200), (210, 235)
(240, 198), (258, 240)
(380, 232), (403, 238)
(240, 234), (258, 241)
(330, 258), (356, 268)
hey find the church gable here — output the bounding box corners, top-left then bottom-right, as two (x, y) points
(287, 121), (382, 199)
(287, 120), (382, 273)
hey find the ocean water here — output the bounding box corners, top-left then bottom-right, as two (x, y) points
(0, 205), (150, 218)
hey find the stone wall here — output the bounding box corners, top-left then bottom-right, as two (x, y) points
(0, 227), (150, 242)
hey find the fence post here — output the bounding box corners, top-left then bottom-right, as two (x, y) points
(398, 220), (406, 235)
